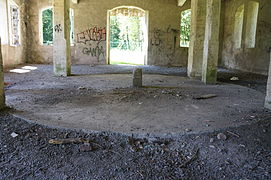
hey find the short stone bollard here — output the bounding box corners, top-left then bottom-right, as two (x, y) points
(133, 68), (142, 88)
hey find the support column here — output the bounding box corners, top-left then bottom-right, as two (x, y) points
(0, 38), (5, 109)
(202, 0), (221, 84)
(187, 0), (207, 78)
(265, 55), (271, 109)
(53, 0), (71, 76)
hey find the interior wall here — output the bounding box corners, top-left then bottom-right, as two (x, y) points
(0, 0), (27, 68)
(222, 0), (271, 75)
(27, 0), (190, 67)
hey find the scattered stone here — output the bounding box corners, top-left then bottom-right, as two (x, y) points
(239, 144), (246, 148)
(11, 132), (18, 138)
(217, 133), (227, 140)
(209, 145), (215, 148)
(230, 77), (239, 81)
(185, 128), (192, 132)
(79, 143), (93, 152)
(210, 138), (214, 143)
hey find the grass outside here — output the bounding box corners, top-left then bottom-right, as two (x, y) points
(110, 48), (145, 65)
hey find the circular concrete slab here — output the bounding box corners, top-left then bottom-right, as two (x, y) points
(5, 67), (267, 135)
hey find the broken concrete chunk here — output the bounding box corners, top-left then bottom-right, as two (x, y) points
(11, 132), (19, 138)
(217, 133), (227, 140)
(194, 94), (217, 100)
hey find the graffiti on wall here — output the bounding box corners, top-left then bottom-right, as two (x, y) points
(77, 27), (106, 44)
(77, 26), (107, 62)
(10, 5), (20, 46)
(54, 24), (63, 33)
(150, 26), (179, 65)
(82, 42), (105, 60)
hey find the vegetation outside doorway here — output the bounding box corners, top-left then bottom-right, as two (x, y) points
(107, 6), (148, 65)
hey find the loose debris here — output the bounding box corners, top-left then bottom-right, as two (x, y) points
(10, 132), (19, 138)
(180, 148), (200, 168)
(227, 131), (240, 138)
(217, 133), (227, 140)
(194, 94), (217, 100)
(79, 143), (93, 152)
(230, 77), (239, 81)
(49, 138), (90, 144)
(78, 86), (87, 90)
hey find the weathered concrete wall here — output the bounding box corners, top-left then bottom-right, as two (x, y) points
(222, 0), (271, 75)
(0, 38), (6, 109)
(0, 0), (27, 68)
(27, 0), (190, 67)
(265, 52), (271, 109)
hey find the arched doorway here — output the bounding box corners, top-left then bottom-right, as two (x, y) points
(107, 6), (148, 65)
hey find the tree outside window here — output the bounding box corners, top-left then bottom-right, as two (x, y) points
(180, 9), (191, 47)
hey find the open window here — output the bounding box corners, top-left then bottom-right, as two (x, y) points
(180, 9), (191, 47)
(233, 4), (244, 49)
(41, 7), (53, 45)
(8, 0), (20, 46)
(40, 7), (74, 45)
(245, 1), (259, 48)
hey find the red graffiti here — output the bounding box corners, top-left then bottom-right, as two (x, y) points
(77, 27), (106, 44)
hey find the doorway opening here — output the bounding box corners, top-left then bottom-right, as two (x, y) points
(107, 6), (148, 65)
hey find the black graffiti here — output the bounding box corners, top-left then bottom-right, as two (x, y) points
(54, 24), (62, 33)
(82, 44), (105, 61)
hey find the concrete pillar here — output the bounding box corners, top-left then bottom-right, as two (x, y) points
(265, 55), (271, 109)
(133, 68), (142, 87)
(202, 0), (221, 84)
(0, 38), (5, 109)
(187, 0), (207, 78)
(53, 0), (71, 76)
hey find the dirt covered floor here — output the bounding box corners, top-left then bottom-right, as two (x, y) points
(1, 64), (271, 179)
(4, 64), (270, 134)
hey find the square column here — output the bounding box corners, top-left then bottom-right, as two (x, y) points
(202, 0), (221, 84)
(53, 0), (71, 76)
(0, 38), (5, 109)
(265, 56), (271, 109)
(187, 0), (207, 78)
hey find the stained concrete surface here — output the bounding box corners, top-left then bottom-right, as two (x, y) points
(4, 64), (270, 135)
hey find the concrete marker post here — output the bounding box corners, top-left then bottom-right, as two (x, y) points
(133, 68), (143, 88)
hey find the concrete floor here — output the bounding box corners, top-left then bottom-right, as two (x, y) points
(4, 64), (270, 135)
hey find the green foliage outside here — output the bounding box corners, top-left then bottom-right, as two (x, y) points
(110, 15), (144, 51)
(42, 8), (53, 45)
(180, 9), (191, 47)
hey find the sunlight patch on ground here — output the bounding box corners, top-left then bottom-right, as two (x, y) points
(22, 66), (38, 70)
(110, 49), (144, 65)
(10, 66), (37, 74)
